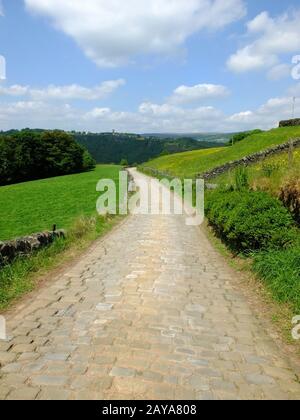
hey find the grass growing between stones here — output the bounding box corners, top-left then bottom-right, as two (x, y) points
(0, 164), (124, 309)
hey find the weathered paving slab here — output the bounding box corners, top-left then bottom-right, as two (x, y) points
(0, 170), (299, 400)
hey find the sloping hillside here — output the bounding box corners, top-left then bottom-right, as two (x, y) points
(75, 132), (222, 165)
(0, 165), (121, 241)
(141, 126), (300, 178)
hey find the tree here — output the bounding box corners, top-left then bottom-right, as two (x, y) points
(0, 130), (95, 186)
(230, 129), (263, 146)
(120, 158), (129, 167)
(82, 150), (96, 171)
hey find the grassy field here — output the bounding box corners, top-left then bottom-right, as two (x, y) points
(141, 126), (300, 178)
(213, 147), (300, 196)
(0, 165), (121, 241)
(0, 164), (124, 309)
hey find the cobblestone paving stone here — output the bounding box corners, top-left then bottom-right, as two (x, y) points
(0, 170), (299, 400)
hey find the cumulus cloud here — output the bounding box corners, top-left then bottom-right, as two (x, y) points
(0, 80), (125, 100)
(24, 0), (246, 67)
(0, 101), (79, 131)
(267, 64), (292, 81)
(0, 85), (29, 96)
(30, 80), (125, 100)
(0, 93), (298, 133)
(139, 102), (184, 117)
(227, 10), (300, 74)
(1, 79), (298, 133)
(139, 101), (221, 120)
(225, 95), (300, 131)
(169, 83), (230, 104)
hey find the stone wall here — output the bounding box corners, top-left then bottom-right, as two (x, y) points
(141, 167), (174, 179)
(200, 138), (300, 180)
(0, 230), (65, 265)
(279, 119), (300, 127)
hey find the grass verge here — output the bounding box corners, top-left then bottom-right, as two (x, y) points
(0, 214), (124, 311)
(0, 165), (122, 240)
(203, 221), (300, 354)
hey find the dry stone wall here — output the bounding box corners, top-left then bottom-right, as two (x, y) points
(200, 138), (300, 180)
(0, 230), (65, 265)
(279, 119), (300, 127)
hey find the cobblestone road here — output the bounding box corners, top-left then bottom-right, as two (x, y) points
(0, 170), (299, 400)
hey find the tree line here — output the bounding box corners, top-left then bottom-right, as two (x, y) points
(74, 132), (222, 165)
(0, 130), (95, 186)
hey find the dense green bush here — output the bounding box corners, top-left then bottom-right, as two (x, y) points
(0, 130), (95, 185)
(229, 129), (263, 146)
(206, 190), (295, 252)
(234, 166), (249, 191)
(253, 244), (300, 312)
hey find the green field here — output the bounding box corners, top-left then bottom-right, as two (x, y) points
(141, 126), (300, 178)
(0, 165), (121, 241)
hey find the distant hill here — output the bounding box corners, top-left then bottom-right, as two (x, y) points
(144, 132), (234, 144)
(74, 132), (224, 165)
(0, 129), (225, 166)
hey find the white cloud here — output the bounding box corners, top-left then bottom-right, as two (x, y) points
(25, 0), (246, 67)
(139, 102), (184, 117)
(1, 84), (298, 133)
(169, 83), (230, 104)
(0, 1), (4, 16)
(0, 80), (125, 100)
(224, 95), (300, 131)
(30, 80), (125, 100)
(288, 83), (300, 98)
(227, 10), (300, 74)
(267, 64), (292, 81)
(0, 85), (29, 96)
(0, 101), (79, 130)
(83, 107), (111, 119)
(228, 45), (277, 73)
(0, 98), (224, 132)
(139, 101), (221, 120)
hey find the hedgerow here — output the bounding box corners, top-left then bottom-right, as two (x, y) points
(205, 190), (295, 253)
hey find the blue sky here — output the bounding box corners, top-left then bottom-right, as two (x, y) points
(0, 0), (300, 133)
